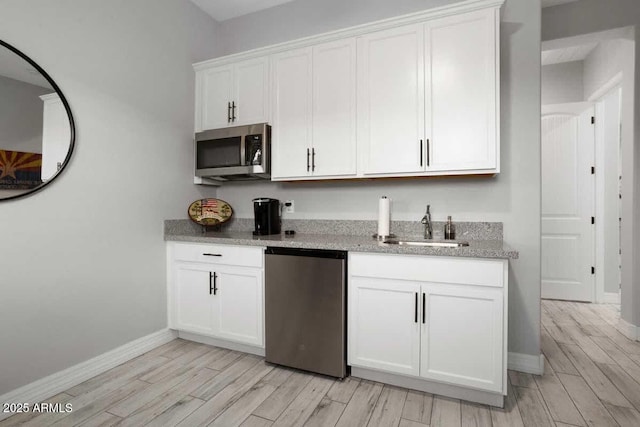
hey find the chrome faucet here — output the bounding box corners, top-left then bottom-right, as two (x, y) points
(421, 205), (433, 239)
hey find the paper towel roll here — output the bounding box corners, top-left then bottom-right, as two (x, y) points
(377, 196), (390, 237)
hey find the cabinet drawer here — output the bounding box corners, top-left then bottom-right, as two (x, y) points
(171, 243), (264, 268)
(350, 253), (505, 288)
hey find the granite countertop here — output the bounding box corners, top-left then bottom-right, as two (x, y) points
(165, 219), (518, 259)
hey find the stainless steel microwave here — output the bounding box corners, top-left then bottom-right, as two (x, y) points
(195, 123), (271, 181)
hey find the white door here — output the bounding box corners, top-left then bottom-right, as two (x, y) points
(348, 276), (421, 376)
(214, 266), (264, 347)
(420, 283), (503, 393)
(425, 9), (498, 172)
(541, 105), (595, 302)
(173, 263), (216, 335)
(271, 48), (313, 179)
(200, 65), (233, 130)
(234, 57), (269, 126)
(311, 38), (357, 177)
(41, 94), (71, 181)
(357, 24), (424, 175)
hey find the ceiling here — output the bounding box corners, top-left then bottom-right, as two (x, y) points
(190, 0), (583, 21)
(541, 41), (598, 66)
(541, 0), (581, 7)
(190, 0), (296, 21)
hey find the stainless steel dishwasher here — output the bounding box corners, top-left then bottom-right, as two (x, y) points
(265, 247), (347, 378)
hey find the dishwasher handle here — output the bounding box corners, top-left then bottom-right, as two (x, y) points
(265, 247), (347, 259)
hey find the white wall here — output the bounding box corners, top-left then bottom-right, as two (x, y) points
(542, 61), (584, 105)
(0, 0), (219, 394)
(0, 75), (50, 153)
(217, 0), (459, 55)
(543, 0), (639, 327)
(216, 0), (543, 358)
(584, 38), (633, 100)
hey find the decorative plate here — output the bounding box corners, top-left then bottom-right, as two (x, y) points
(188, 198), (233, 226)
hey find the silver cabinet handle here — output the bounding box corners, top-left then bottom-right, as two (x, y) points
(307, 148), (310, 172)
(231, 101), (236, 122)
(312, 148), (316, 172)
(420, 140), (423, 167)
(427, 139), (430, 167)
(227, 102), (231, 123)
(202, 253), (222, 257)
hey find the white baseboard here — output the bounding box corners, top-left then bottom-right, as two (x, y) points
(617, 318), (639, 341)
(0, 329), (176, 421)
(177, 331), (265, 357)
(508, 352), (544, 375)
(352, 367), (504, 407)
(603, 292), (621, 304)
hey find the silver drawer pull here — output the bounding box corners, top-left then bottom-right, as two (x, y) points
(203, 253), (223, 257)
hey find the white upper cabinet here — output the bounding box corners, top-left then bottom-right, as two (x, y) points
(193, 1), (502, 179)
(271, 48), (313, 179)
(425, 9), (499, 172)
(196, 56), (269, 131)
(199, 65), (233, 131)
(234, 58), (270, 126)
(311, 38), (357, 178)
(357, 24), (425, 175)
(271, 39), (357, 180)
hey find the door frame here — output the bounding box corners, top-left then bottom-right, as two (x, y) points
(592, 81), (623, 305)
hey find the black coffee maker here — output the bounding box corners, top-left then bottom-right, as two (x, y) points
(253, 198), (281, 235)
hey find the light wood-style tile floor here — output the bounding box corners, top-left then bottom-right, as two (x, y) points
(3, 300), (640, 426)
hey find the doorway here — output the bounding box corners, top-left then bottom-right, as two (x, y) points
(540, 29), (629, 305)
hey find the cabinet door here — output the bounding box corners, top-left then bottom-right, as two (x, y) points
(199, 65), (233, 131)
(271, 48), (313, 179)
(349, 276), (421, 376)
(173, 263), (217, 336)
(234, 57), (269, 126)
(425, 9), (498, 172)
(420, 283), (503, 392)
(311, 38), (357, 177)
(357, 24), (424, 175)
(214, 266), (264, 347)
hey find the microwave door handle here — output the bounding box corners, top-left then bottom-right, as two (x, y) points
(240, 136), (246, 166)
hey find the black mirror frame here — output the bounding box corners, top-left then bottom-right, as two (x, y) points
(0, 39), (75, 202)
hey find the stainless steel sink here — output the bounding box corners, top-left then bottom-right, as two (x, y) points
(383, 239), (469, 248)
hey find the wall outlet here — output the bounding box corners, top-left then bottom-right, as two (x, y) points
(284, 200), (295, 214)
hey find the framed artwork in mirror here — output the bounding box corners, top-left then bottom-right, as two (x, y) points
(0, 150), (42, 189)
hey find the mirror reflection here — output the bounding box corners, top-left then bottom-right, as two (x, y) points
(0, 41), (74, 200)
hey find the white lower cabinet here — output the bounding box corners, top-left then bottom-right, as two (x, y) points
(168, 243), (264, 348)
(420, 283), (504, 392)
(349, 253), (507, 394)
(349, 276), (421, 377)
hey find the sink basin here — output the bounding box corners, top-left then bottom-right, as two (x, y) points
(383, 239), (469, 248)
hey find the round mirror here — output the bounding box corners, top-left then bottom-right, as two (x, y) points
(0, 40), (75, 201)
